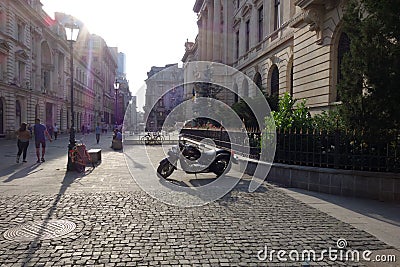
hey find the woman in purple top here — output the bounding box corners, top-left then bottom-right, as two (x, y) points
(33, 118), (52, 163)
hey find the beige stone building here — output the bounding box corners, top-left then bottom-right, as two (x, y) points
(183, 0), (350, 113)
(0, 0), (119, 137)
(144, 63), (184, 131)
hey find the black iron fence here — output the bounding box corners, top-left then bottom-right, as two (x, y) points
(180, 128), (400, 173)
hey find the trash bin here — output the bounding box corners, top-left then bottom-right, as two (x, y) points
(112, 139), (123, 150)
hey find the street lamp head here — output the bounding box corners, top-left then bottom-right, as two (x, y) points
(114, 80), (120, 90)
(65, 22), (80, 42)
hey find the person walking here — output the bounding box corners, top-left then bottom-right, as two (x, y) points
(53, 123), (59, 140)
(95, 124), (101, 144)
(33, 118), (52, 163)
(48, 125), (53, 139)
(15, 123), (31, 163)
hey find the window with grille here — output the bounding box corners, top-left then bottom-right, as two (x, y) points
(258, 6), (263, 42)
(274, 0), (281, 30)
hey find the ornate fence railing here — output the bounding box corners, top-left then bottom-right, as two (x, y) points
(180, 128), (400, 173)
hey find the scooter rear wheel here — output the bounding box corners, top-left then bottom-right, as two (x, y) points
(157, 161), (175, 179)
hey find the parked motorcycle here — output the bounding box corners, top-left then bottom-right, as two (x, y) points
(157, 141), (238, 179)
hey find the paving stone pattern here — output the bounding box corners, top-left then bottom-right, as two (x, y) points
(0, 135), (391, 266)
(0, 184), (389, 266)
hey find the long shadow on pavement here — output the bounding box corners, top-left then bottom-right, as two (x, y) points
(3, 163), (42, 182)
(158, 174), (270, 206)
(21, 167), (94, 265)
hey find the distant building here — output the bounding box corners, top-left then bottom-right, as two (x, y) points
(117, 52), (127, 79)
(111, 49), (131, 125)
(124, 95), (138, 133)
(143, 64), (184, 131)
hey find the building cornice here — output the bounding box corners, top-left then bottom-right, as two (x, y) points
(193, 0), (204, 13)
(292, 0), (339, 45)
(295, 0), (339, 10)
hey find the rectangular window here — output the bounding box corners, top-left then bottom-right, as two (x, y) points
(43, 70), (50, 91)
(235, 31), (240, 60)
(237, 0), (240, 9)
(18, 23), (24, 43)
(258, 6), (263, 42)
(0, 55), (5, 81)
(18, 61), (25, 84)
(246, 20), (250, 51)
(274, 0), (281, 30)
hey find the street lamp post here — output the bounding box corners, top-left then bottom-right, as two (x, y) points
(65, 21), (80, 171)
(114, 80), (119, 126)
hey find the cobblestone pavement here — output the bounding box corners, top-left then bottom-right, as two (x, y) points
(0, 134), (394, 266)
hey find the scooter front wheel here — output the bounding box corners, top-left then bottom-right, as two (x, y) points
(157, 160), (175, 179)
(212, 157), (231, 177)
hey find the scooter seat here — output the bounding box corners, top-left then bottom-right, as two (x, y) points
(202, 150), (216, 157)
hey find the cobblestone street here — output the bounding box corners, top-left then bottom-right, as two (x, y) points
(0, 134), (396, 266)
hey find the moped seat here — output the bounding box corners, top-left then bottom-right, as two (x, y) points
(202, 150), (216, 157)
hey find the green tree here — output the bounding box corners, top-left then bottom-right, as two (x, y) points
(338, 0), (400, 132)
(271, 93), (312, 131)
(313, 109), (345, 132)
(231, 93), (278, 128)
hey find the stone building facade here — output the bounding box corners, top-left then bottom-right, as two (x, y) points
(0, 0), (120, 138)
(114, 51), (132, 126)
(144, 63), (184, 131)
(184, 0), (349, 113)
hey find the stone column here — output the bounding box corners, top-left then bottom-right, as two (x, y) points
(213, 0), (221, 62)
(36, 38), (42, 92)
(53, 49), (59, 94)
(206, 0), (214, 61)
(199, 16), (207, 61)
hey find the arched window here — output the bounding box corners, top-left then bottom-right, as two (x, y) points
(337, 32), (350, 101)
(242, 79), (249, 97)
(233, 83), (239, 103)
(286, 59), (294, 97)
(271, 65), (279, 96)
(254, 72), (262, 96)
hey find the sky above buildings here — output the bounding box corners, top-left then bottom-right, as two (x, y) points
(41, 0), (198, 111)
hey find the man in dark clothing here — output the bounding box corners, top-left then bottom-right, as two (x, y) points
(33, 118), (52, 163)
